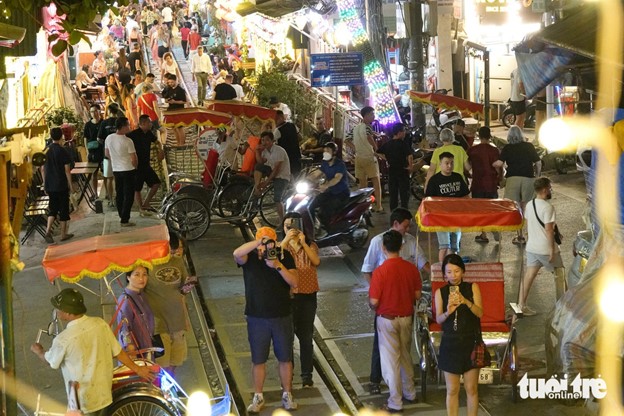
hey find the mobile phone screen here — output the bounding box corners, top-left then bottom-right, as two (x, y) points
(449, 286), (459, 293)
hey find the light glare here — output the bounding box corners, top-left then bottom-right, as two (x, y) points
(188, 391), (212, 416)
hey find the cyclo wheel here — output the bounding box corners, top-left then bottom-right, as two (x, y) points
(108, 394), (177, 416)
(165, 196), (211, 241)
(218, 182), (253, 217)
(259, 186), (280, 228)
(419, 330), (429, 402)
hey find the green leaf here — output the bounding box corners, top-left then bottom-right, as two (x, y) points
(68, 30), (82, 45)
(48, 33), (60, 43)
(51, 39), (68, 57)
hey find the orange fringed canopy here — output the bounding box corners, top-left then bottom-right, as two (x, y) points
(408, 91), (484, 117)
(416, 197), (523, 232)
(205, 100), (277, 122)
(42, 225), (171, 283)
(162, 108), (232, 128)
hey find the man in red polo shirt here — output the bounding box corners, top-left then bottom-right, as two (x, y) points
(369, 230), (422, 413)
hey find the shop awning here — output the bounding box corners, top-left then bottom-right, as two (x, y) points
(531, 6), (597, 60)
(416, 197), (523, 232)
(408, 91), (484, 117)
(42, 224), (170, 283)
(236, 0), (305, 17)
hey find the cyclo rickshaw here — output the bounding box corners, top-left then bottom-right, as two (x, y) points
(414, 197), (524, 402)
(160, 103), (280, 241)
(39, 224), (231, 415)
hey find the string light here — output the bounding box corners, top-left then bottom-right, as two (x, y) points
(337, 0), (399, 126)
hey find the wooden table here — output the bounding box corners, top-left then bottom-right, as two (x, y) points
(71, 166), (98, 211)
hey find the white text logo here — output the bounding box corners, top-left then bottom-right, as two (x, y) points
(518, 374), (607, 400)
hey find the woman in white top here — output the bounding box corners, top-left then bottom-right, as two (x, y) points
(160, 52), (181, 81)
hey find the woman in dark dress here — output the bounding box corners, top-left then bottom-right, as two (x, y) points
(434, 254), (483, 416)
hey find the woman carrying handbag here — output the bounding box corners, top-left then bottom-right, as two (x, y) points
(434, 254), (484, 416)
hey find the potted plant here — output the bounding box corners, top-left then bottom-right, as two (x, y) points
(44, 106), (85, 143)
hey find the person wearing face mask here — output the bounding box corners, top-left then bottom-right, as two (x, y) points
(308, 142), (350, 236)
(517, 177), (564, 316)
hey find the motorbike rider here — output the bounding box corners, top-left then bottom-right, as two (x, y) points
(308, 142), (350, 237)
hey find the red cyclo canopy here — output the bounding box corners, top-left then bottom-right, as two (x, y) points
(408, 91), (484, 117)
(162, 108), (232, 128)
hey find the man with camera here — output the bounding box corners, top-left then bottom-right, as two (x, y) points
(233, 227), (299, 413)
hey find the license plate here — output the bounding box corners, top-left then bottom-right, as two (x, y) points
(478, 368), (494, 384)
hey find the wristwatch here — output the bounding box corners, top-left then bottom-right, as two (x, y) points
(276, 265), (283, 271)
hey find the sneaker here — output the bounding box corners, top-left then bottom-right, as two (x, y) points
(369, 382), (381, 395)
(521, 306), (537, 316)
(512, 236), (526, 246)
(281, 391), (298, 411)
(140, 209), (154, 217)
(120, 222), (136, 227)
(302, 376), (314, 388)
(247, 393), (265, 414)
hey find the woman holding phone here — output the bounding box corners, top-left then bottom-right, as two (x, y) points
(281, 213), (320, 387)
(434, 254), (483, 416)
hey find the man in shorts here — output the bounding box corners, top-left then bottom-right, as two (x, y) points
(517, 177), (565, 316)
(353, 106), (384, 212)
(98, 103), (124, 206)
(233, 227), (299, 413)
(127, 115), (163, 214)
(43, 127), (74, 243)
(510, 68), (526, 128)
(254, 131), (291, 225)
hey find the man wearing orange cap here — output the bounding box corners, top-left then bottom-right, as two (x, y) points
(233, 227), (299, 413)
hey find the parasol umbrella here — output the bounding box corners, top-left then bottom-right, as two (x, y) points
(416, 197), (523, 232)
(162, 108), (233, 128)
(42, 224), (170, 283)
(204, 100), (277, 122)
(408, 91), (485, 118)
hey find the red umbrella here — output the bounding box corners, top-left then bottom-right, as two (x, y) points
(205, 100), (277, 122)
(408, 91), (485, 117)
(162, 108), (232, 128)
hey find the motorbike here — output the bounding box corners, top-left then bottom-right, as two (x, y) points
(410, 148), (433, 201)
(502, 98), (536, 128)
(284, 181), (374, 249)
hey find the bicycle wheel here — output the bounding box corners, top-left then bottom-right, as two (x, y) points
(165, 196), (211, 241)
(259, 187), (280, 227)
(109, 394), (177, 416)
(218, 182), (253, 217)
(419, 330), (430, 402)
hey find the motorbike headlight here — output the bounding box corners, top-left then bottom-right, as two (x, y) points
(295, 181), (310, 194)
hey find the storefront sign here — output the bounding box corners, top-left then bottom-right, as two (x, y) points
(310, 53), (364, 87)
(475, 0), (542, 24)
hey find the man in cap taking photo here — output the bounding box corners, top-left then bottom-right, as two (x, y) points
(31, 288), (156, 415)
(233, 227), (299, 413)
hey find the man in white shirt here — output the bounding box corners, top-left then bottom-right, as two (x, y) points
(362, 208), (430, 394)
(353, 106), (383, 211)
(191, 46), (213, 105)
(161, 4), (173, 29)
(31, 289), (155, 415)
(269, 96), (291, 120)
(518, 177), (565, 316)
(254, 131), (291, 224)
(105, 117), (138, 226)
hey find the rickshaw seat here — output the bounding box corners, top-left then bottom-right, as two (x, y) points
(429, 262), (507, 333)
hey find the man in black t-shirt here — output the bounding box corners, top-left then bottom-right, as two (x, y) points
(425, 151), (469, 262)
(127, 115), (163, 213)
(127, 42), (143, 73)
(162, 75), (188, 146)
(378, 123), (413, 211)
(43, 128), (74, 244)
(303, 117), (333, 162)
(274, 110), (301, 177)
(233, 227), (299, 413)
(213, 75), (238, 100)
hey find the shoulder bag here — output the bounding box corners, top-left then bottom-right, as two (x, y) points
(532, 199), (562, 245)
(123, 291), (164, 358)
(470, 320), (491, 368)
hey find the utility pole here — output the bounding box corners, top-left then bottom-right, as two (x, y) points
(408, 0), (425, 128)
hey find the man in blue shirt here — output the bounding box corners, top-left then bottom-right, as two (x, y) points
(309, 142), (349, 235)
